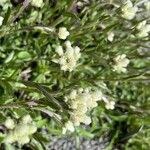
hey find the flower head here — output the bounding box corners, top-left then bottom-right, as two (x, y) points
(121, 0), (138, 20)
(113, 54), (130, 73)
(4, 115), (37, 145)
(105, 101), (115, 110)
(52, 41), (81, 72)
(65, 88), (103, 128)
(58, 27), (70, 40)
(136, 21), (150, 38)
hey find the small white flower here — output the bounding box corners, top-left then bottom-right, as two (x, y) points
(4, 118), (15, 130)
(0, 16), (4, 26)
(62, 121), (75, 134)
(22, 115), (32, 124)
(83, 116), (91, 125)
(31, 0), (43, 8)
(55, 46), (64, 56)
(107, 31), (115, 42)
(144, 1), (150, 10)
(121, 0), (138, 20)
(58, 27), (70, 40)
(52, 41), (81, 72)
(105, 101), (115, 110)
(136, 20), (150, 38)
(113, 54), (130, 73)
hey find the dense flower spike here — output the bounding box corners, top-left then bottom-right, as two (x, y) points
(52, 41), (81, 72)
(113, 54), (130, 73)
(58, 27), (70, 40)
(4, 115), (37, 145)
(121, 0), (138, 20)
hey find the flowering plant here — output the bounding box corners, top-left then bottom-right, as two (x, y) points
(0, 0), (149, 149)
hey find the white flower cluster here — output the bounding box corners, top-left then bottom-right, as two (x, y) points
(121, 0), (138, 20)
(63, 88), (103, 133)
(136, 20), (150, 38)
(113, 54), (130, 73)
(52, 41), (81, 72)
(63, 88), (116, 133)
(4, 115), (37, 145)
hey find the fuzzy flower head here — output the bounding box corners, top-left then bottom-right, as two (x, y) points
(136, 21), (150, 38)
(65, 88), (103, 128)
(121, 0), (138, 20)
(58, 27), (70, 40)
(113, 54), (130, 73)
(52, 41), (81, 72)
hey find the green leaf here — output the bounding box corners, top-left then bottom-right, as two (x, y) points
(17, 51), (31, 61)
(22, 81), (63, 110)
(5, 51), (15, 63)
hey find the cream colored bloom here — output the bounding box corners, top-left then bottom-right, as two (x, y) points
(113, 54), (130, 73)
(121, 0), (138, 20)
(136, 21), (150, 38)
(58, 27), (70, 40)
(31, 0), (43, 8)
(65, 88), (103, 128)
(4, 118), (15, 130)
(4, 115), (37, 145)
(52, 41), (81, 72)
(0, 16), (4, 26)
